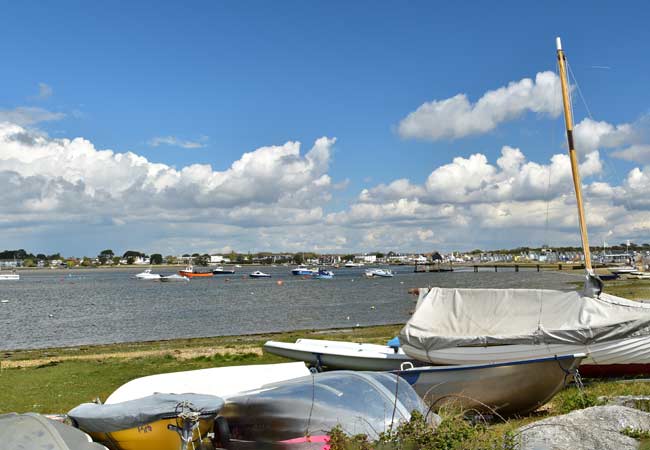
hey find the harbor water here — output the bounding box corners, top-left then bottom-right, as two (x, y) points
(0, 266), (582, 350)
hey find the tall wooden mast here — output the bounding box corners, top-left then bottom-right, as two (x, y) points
(556, 37), (593, 273)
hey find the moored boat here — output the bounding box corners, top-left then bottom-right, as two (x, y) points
(0, 272), (19, 281)
(313, 269), (334, 279)
(160, 274), (190, 282)
(365, 268), (393, 278)
(134, 269), (161, 281)
(344, 261), (364, 267)
(249, 270), (271, 278)
(178, 265), (213, 278)
(290, 265), (317, 276)
(212, 266), (236, 274)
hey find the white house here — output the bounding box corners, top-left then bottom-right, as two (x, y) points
(210, 255), (231, 264)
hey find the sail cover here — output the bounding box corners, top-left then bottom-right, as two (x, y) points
(399, 287), (650, 355)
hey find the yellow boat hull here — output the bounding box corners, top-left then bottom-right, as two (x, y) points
(88, 418), (213, 450)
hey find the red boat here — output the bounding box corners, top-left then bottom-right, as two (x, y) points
(178, 266), (213, 278)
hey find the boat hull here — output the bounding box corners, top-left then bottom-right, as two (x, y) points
(0, 274), (19, 281)
(396, 354), (584, 416)
(264, 339), (413, 371)
(87, 418), (213, 450)
(405, 336), (650, 377)
(178, 271), (213, 278)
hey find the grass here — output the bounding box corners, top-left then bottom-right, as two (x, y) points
(0, 324), (401, 413)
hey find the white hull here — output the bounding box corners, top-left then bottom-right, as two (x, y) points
(399, 353), (585, 415)
(135, 269), (161, 280)
(264, 339), (411, 371)
(160, 274), (189, 282)
(105, 362), (310, 404)
(0, 274), (19, 281)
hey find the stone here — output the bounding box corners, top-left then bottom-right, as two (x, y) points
(516, 405), (650, 450)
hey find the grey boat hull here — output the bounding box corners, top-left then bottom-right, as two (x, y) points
(397, 353), (585, 416)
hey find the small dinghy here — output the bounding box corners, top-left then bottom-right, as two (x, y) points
(264, 338), (412, 371)
(69, 393), (225, 450)
(249, 270), (271, 278)
(0, 413), (107, 450)
(365, 268), (394, 278)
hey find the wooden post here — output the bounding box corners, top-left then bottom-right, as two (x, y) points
(494, 265), (498, 272)
(537, 264), (540, 272)
(515, 264), (519, 272)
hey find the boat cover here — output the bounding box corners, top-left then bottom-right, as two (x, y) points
(221, 370), (433, 442)
(0, 413), (107, 450)
(68, 393), (224, 433)
(399, 287), (650, 354)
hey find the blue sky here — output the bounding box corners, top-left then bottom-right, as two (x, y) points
(1, 1), (649, 256)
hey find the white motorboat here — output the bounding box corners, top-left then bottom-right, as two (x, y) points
(0, 272), (19, 281)
(249, 270), (271, 278)
(159, 274), (190, 282)
(344, 261), (364, 267)
(365, 268), (394, 278)
(134, 269), (161, 280)
(212, 266), (235, 274)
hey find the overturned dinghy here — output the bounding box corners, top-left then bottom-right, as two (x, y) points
(68, 393), (225, 450)
(105, 362), (310, 404)
(221, 371), (436, 447)
(0, 413), (107, 450)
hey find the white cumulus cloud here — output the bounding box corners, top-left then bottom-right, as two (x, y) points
(398, 71), (562, 140)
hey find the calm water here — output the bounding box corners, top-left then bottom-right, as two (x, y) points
(0, 266), (582, 350)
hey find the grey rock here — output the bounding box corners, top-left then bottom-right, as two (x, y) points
(516, 405), (650, 450)
(600, 396), (650, 412)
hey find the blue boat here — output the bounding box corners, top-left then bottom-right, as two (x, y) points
(313, 269), (334, 279)
(291, 266), (317, 276)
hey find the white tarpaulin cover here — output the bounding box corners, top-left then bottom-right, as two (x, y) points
(399, 287), (650, 355)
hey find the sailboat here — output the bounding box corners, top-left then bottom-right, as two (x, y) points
(398, 38), (650, 378)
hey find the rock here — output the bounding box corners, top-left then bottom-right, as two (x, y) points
(517, 405), (650, 450)
(600, 396), (650, 413)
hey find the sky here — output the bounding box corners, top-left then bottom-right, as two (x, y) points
(1, 1), (650, 256)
